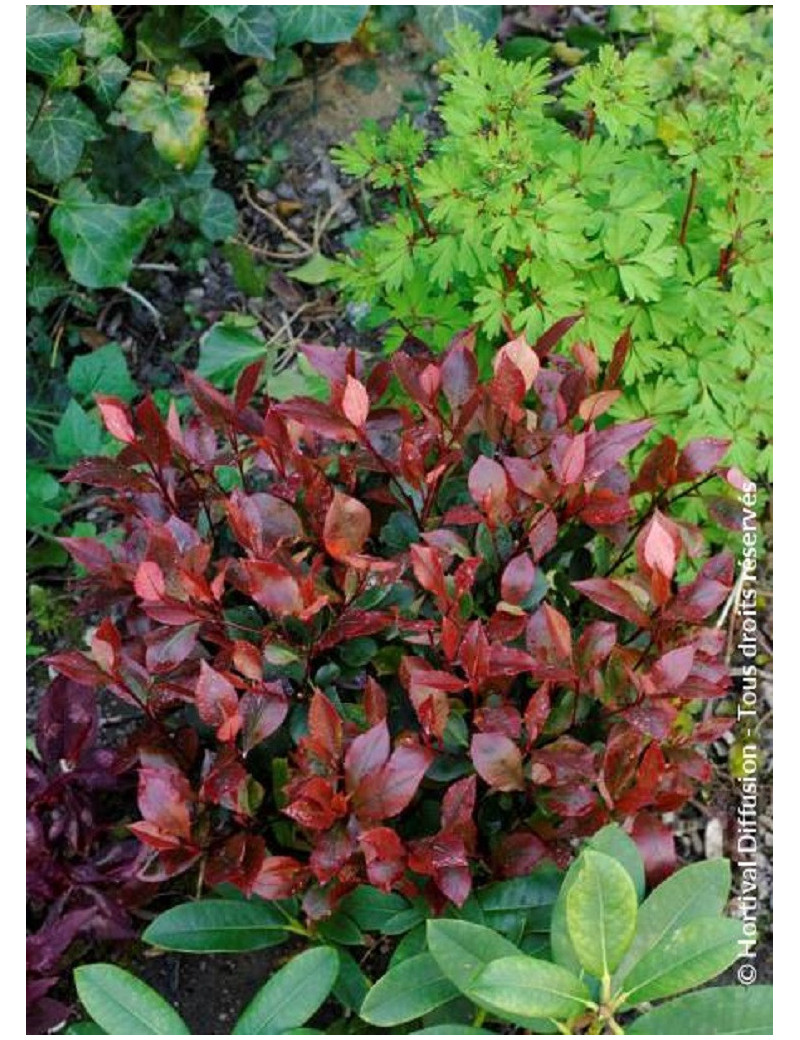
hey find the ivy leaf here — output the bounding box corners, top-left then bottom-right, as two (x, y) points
(27, 465), (64, 529)
(26, 86), (103, 183)
(67, 343), (137, 403)
(27, 262), (70, 311)
(414, 6), (501, 52)
(26, 213), (37, 263)
(274, 6), (368, 46)
(197, 315), (268, 386)
(111, 70), (209, 170)
(83, 6), (124, 58)
(50, 182), (173, 289)
(180, 188), (238, 242)
(53, 400), (106, 463)
(26, 5), (82, 76)
(223, 7), (278, 59)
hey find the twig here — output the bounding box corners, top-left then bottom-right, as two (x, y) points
(243, 183), (314, 257)
(120, 283), (164, 333)
(134, 262), (180, 272)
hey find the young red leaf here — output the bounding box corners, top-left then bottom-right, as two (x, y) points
(494, 334), (539, 390)
(468, 456), (508, 521)
(240, 684), (289, 753)
(342, 375), (370, 428)
(440, 334), (477, 408)
(353, 743), (433, 821)
(96, 396), (136, 444)
(196, 661), (241, 742)
(676, 438), (730, 482)
(308, 691), (343, 762)
(134, 560), (166, 602)
(252, 856), (306, 900)
(583, 420), (653, 479)
(323, 490), (371, 560)
(344, 721), (391, 792)
(573, 578), (651, 628)
(359, 827), (406, 892)
(410, 543), (447, 599)
(501, 553), (536, 605)
(630, 812), (677, 886)
(471, 733), (524, 792)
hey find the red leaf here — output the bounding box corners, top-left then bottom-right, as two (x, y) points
(603, 328), (631, 389)
(529, 509), (558, 562)
(579, 390), (621, 423)
(494, 334), (539, 390)
(364, 677), (387, 725)
(524, 685), (551, 745)
(441, 775), (477, 833)
(649, 646), (696, 694)
(410, 544), (447, 599)
(234, 360), (265, 412)
(492, 832), (552, 878)
(542, 604), (572, 660)
(36, 677), (97, 767)
(551, 432), (586, 486)
(342, 375), (370, 428)
(196, 661), (241, 742)
(310, 826), (357, 884)
(285, 777), (348, 830)
(344, 721), (391, 792)
(633, 438), (678, 493)
(252, 856), (306, 899)
(440, 334), (477, 408)
(138, 763), (193, 840)
(630, 812), (677, 886)
(501, 553), (536, 605)
(359, 827), (406, 892)
(308, 691), (343, 762)
(353, 742), (433, 821)
(638, 510), (679, 605)
(241, 561), (303, 616)
(59, 536), (114, 573)
(145, 623), (200, 674)
(96, 396), (136, 444)
(584, 420), (653, 480)
(91, 618), (121, 673)
(573, 578), (650, 628)
(134, 560), (166, 601)
(468, 456), (508, 522)
(676, 438), (730, 482)
(228, 490), (302, 554)
(323, 491), (371, 560)
(241, 683), (288, 753)
(471, 733), (525, 792)
(533, 314), (582, 357)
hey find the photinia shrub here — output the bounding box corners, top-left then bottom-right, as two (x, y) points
(50, 316), (739, 923)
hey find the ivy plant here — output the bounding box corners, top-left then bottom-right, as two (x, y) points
(333, 8), (773, 479)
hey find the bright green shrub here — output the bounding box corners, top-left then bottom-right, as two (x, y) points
(333, 7), (773, 478)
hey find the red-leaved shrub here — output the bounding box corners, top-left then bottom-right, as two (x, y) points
(50, 319), (737, 918)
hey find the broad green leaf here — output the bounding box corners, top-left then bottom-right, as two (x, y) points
(74, 965), (190, 1035)
(197, 315), (269, 386)
(414, 6), (501, 52)
(566, 850), (637, 979)
(476, 863), (563, 942)
(27, 213), (37, 263)
(338, 887), (410, 932)
(332, 949), (371, 1013)
(54, 400), (106, 463)
(27, 262), (70, 311)
(223, 7), (278, 59)
(83, 7), (124, 58)
(360, 953), (458, 1026)
(232, 946), (339, 1034)
(274, 6), (368, 46)
(614, 859), (731, 986)
(143, 899), (289, 953)
(68, 343), (137, 403)
(627, 984), (773, 1035)
(26, 5), (82, 76)
(468, 955), (593, 1022)
(180, 188), (238, 242)
(64, 1023), (107, 1035)
(26, 86), (102, 183)
(619, 917), (743, 1007)
(50, 183), (173, 289)
(413, 1029), (496, 1036)
(551, 825), (642, 979)
(426, 919), (519, 991)
(111, 70), (209, 170)
(288, 253), (338, 285)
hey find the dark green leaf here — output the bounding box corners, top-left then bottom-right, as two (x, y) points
(224, 7), (278, 59)
(143, 899), (290, 953)
(68, 343), (137, 403)
(197, 315), (268, 386)
(26, 86), (102, 183)
(180, 188), (238, 241)
(54, 400), (106, 462)
(360, 953), (458, 1027)
(26, 6), (82, 76)
(338, 887), (410, 932)
(414, 6), (501, 52)
(274, 6), (368, 46)
(468, 955), (593, 1022)
(627, 984), (773, 1035)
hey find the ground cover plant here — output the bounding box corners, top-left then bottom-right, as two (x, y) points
(68, 827), (773, 1033)
(334, 8), (773, 479)
(48, 319), (741, 922)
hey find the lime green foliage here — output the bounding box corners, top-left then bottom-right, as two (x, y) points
(333, 9), (772, 478)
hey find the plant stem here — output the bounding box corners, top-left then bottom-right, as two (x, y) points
(26, 186), (60, 206)
(678, 168), (698, 246)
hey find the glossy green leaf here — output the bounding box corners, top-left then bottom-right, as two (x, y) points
(83, 7), (124, 58)
(68, 343), (137, 403)
(232, 946), (339, 1034)
(627, 984), (773, 1035)
(360, 953), (458, 1026)
(26, 5), (82, 76)
(468, 955), (593, 1022)
(476, 863), (563, 942)
(64, 1023), (107, 1035)
(619, 917), (743, 1007)
(50, 183), (173, 289)
(332, 949), (371, 1013)
(223, 7), (278, 59)
(426, 919), (519, 991)
(338, 886), (410, 933)
(143, 899), (289, 953)
(274, 6), (368, 46)
(85, 55), (130, 107)
(566, 850), (637, 979)
(180, 188), (238, 242)
(74, 965), (190, 1035)
(414, 6), (501, 52)
(27, 262), (70, 311)
(614, 859), (731, 986)
(26, 213), (37, 263)
(26, 86), (102, 183)
(587, 823), (645, 901)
